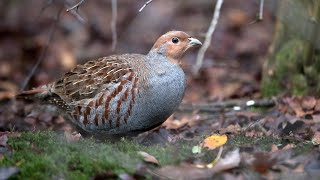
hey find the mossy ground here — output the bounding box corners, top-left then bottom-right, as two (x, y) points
(1, 131), (193, 179)
(0, 131), (314, 179)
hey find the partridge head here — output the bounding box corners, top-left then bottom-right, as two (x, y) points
(18, 31), (202, 136)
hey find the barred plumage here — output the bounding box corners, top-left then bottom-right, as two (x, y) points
(18, 31), (202, 136)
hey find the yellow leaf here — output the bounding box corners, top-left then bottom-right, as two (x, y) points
(203, 134), (227, 150)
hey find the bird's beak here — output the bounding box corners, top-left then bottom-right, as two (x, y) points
(188, 37), (202, 47)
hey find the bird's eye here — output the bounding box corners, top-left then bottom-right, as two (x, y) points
(172, 37), (179, 44)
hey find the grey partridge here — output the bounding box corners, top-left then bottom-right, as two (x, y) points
(18, 31), (202, 136)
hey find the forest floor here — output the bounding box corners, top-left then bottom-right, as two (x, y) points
(0, 0), (319, 179)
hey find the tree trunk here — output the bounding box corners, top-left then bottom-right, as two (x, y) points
(262, 0), (320, 96)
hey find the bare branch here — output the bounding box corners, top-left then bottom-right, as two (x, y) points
(258, 0), (264, 20)
(248, 0), (264, 24)
(39, 0), (53, 16)
(111, 0), (118, 51)
(178, 98), (276, 113)
(66, 6), (86, 23)
(139, 0), (153, 12)
(21, 8), (63, 91)
(66, 0), (85, 12)
(192, 0), (224, 76)
(65, 0), (86, 23)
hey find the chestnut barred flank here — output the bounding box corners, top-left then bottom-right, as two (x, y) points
(18, 31), (201, 136)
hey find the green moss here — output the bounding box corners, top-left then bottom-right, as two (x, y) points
(229, 134), (282, 151)
(262, 39), (315, 97)
(2, 131), (316, 179)
(1, 131), (193, 179)
(261, 76), (281, 97)
(249, 106), (271, 114)
(292, 74), (308, 96)
(274, 39), (305, 75)
(228, 134), (255, 146)
(293, 141), (314, 155)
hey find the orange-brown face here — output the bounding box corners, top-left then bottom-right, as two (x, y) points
(152, 31), (202, 63)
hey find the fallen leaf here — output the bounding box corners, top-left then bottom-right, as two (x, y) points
(252, 152), (276, 173)
(235, 111), (260, 119)
(312, 131), (320, 145)
(312, 114), (320, 123)
(314, 100), (320, 112)
(118, 173), (135, 180)
(271, 144), (279, 152)
(0, 167), (19, 180)
(281, 144), (296, 150)
(64, 130), (81, 143)
(219, 124), (241, 134)
(0, 91), (15, 100)
(301, 96), (316, 110)
(203, 134), (227, 150)
(93, 170), (118, 180)
(15, 159), (25, 166)
(285, 97), (306, 117)
(137, 151), (159, 165)
(155, 163), (213, 179)
(0, 134), (8, 147)
(210, 148), (240, 173)
(192, 145), (202, 154)
(162, 114), (195, 130)
(305, 160), (320, 177)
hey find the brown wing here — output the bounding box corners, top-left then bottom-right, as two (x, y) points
(52, 55), (134, 102)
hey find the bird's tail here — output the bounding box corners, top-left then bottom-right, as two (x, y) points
(16, 87), (51, 101)
(17, 85), (69, 110)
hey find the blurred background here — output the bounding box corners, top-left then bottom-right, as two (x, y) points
(0, 0), (275, 131)
(0, 0), (275, 102)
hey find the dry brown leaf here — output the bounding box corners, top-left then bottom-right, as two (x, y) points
(281, 144), (296, 150)
(137, 151), (159, 165)
(315, 100), (320, 112)
(64, 130), (81, 143)
(312, 131), (320, 145)
(210, 148), (240, 172)
(285, 97), (305, 117)
(162, 115), (190, 130)
(252, 152), (276, 173)
(271, 144), (279, 152)
(312, 115), (320, 123)
(155, 163), (213, 179)
(0, 92), (15, 100)
(235, 111), (260, 119)
(219, 124), (241, 134)
(301, 96), (317, 110)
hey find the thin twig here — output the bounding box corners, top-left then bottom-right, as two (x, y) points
(111, 0), (118, 51)
(66, 0), (85, 12)
(258, 0), (264, 20)
(67, 9), (86, 23)
(139, 0), (153, 12)
(178, 98), (276, 113)
(192, 0), (224, 76)
(248, 0), (264, 24)
(21, 8), (63, 91)
(39, 0), (53, 17)
(65, 0), (86, 23)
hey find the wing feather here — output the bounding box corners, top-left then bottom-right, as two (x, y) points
(52, 55), (137, 102)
